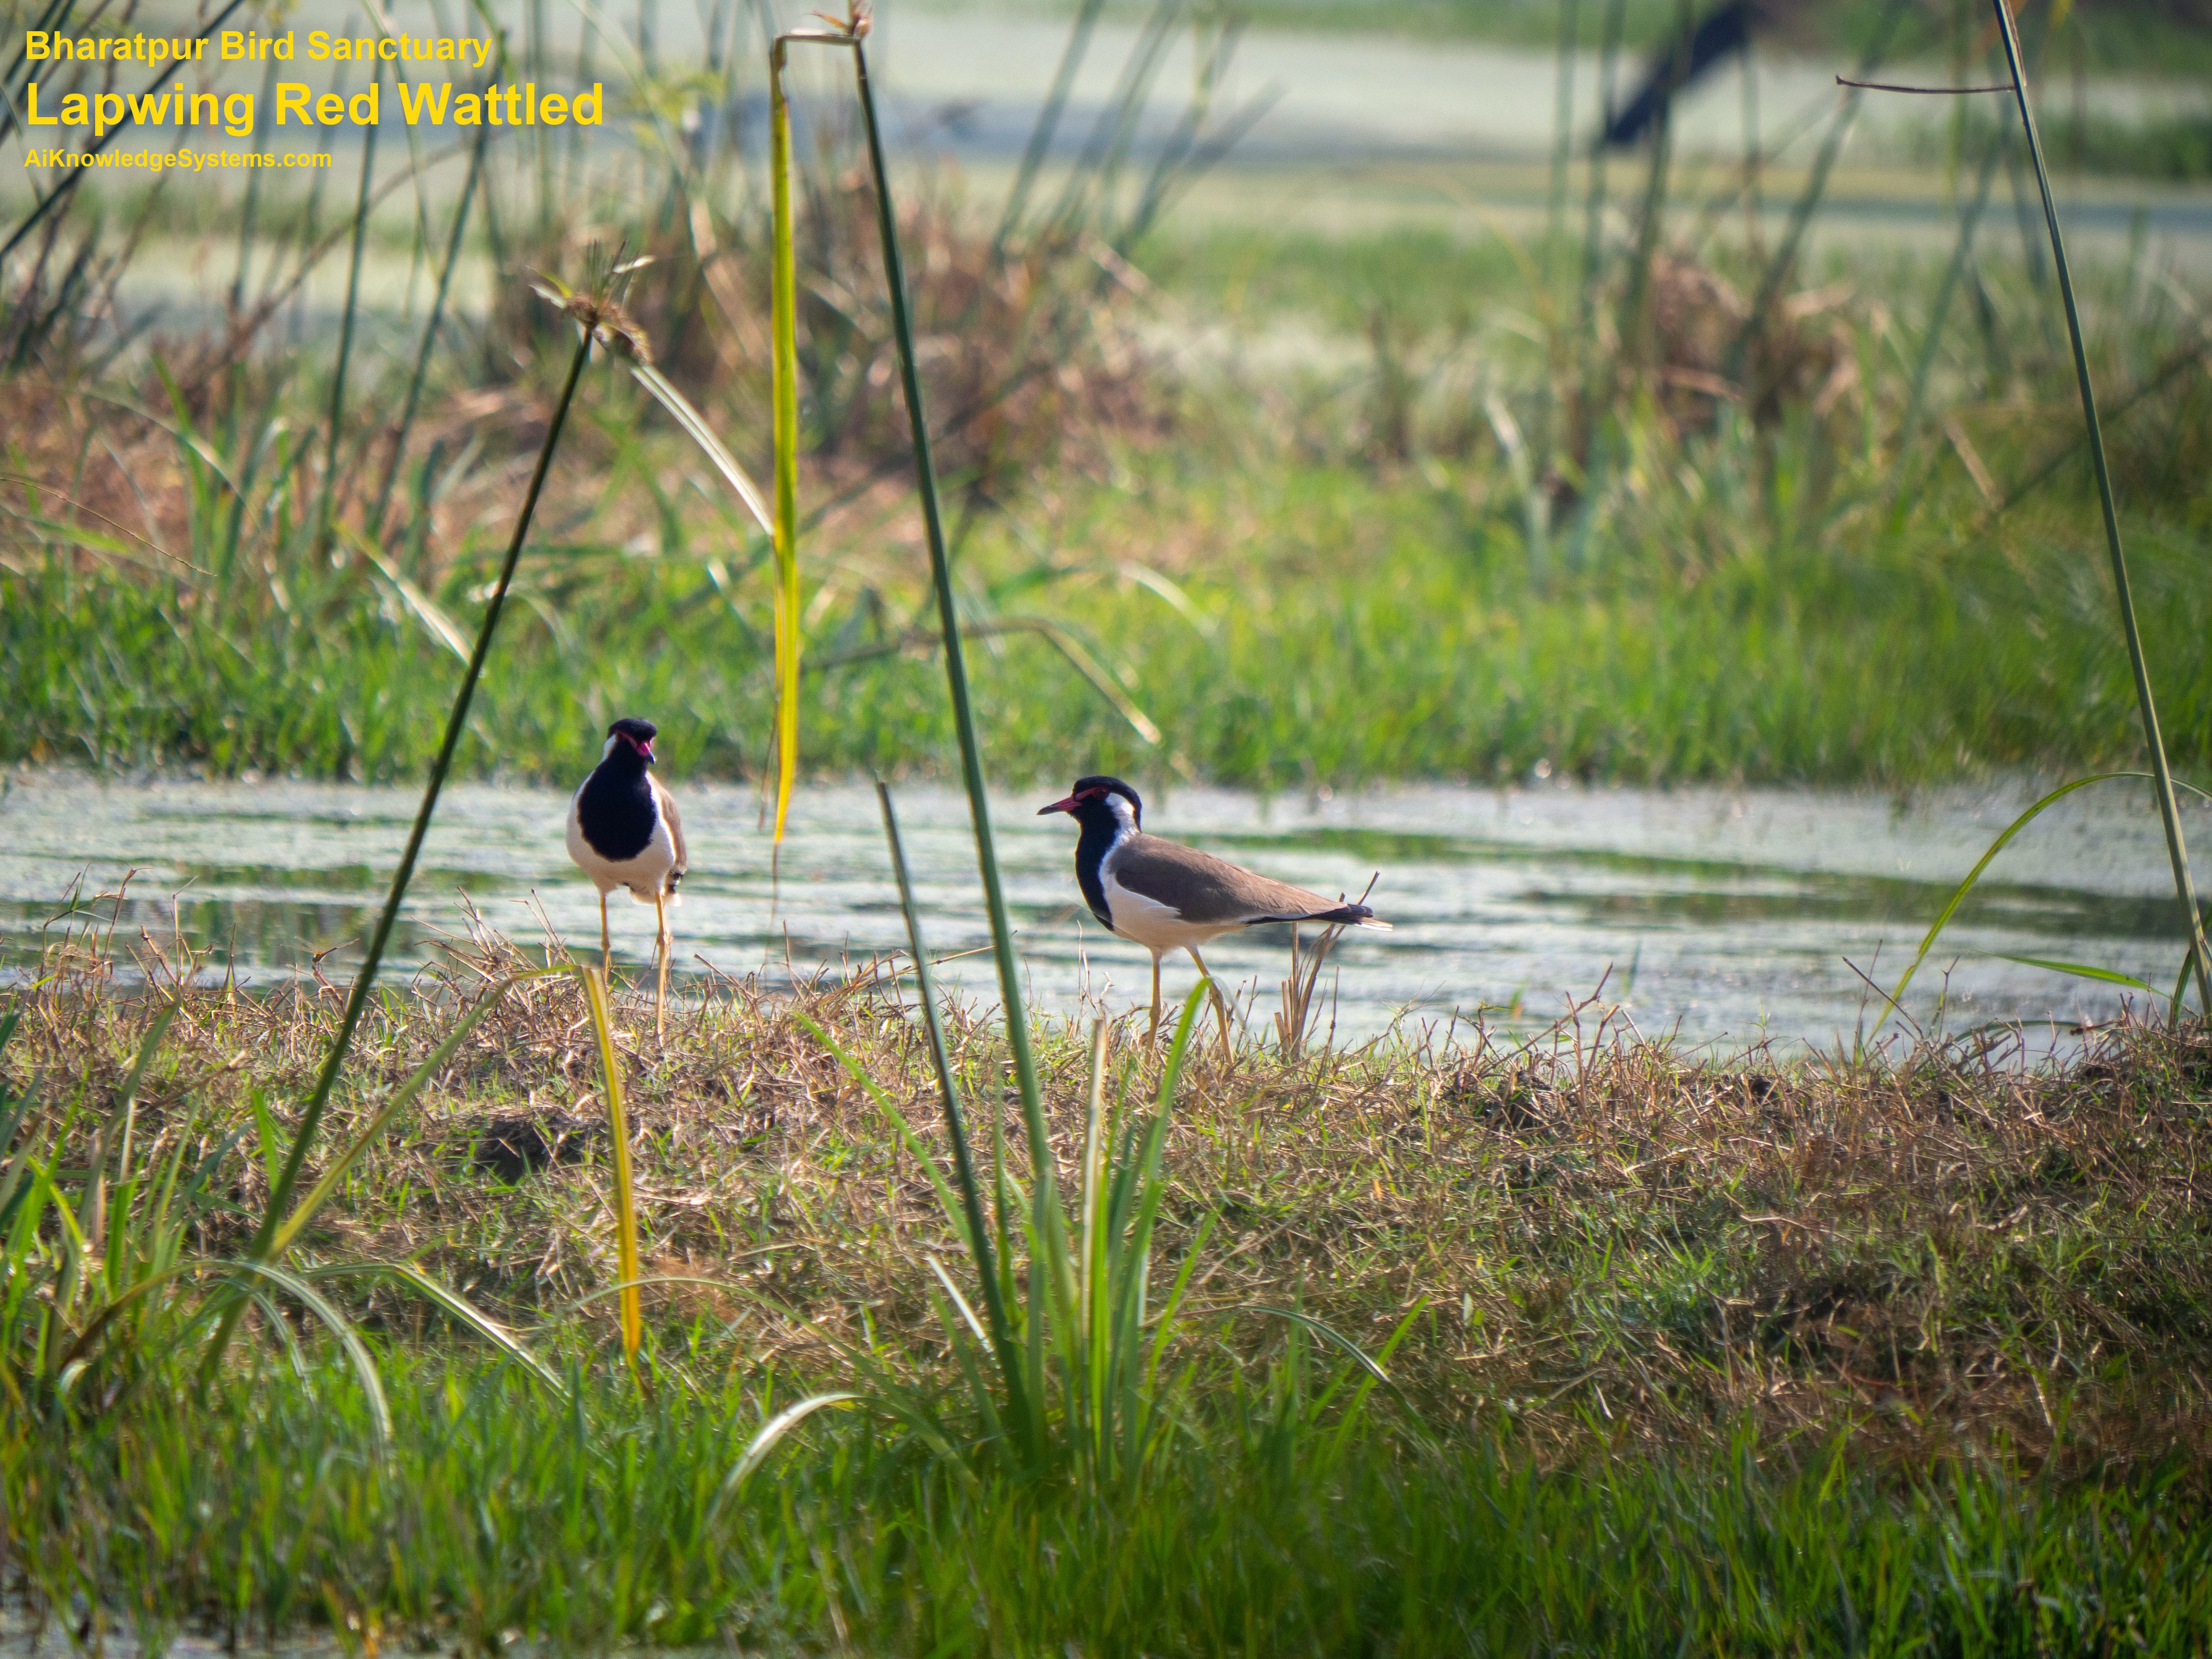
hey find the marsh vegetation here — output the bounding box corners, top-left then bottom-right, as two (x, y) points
(6, 0), (2212, 1647)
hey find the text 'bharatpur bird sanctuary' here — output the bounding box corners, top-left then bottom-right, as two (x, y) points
(18, 27), (602, 141)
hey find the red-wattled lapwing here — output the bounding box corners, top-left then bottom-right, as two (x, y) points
(1038, 775), (1387, 1048)
(567, 717), (687, 1035)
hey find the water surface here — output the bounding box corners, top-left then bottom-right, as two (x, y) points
(4, 771), (2200, 1052)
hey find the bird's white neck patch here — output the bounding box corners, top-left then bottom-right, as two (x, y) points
(1100, 792), (1139, 842)
(601, 735), (621, 763)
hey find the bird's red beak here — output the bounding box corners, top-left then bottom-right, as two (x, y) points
(1037, 794), (1078, 816)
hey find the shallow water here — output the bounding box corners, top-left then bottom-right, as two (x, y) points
(0, 771), (2201, 1053)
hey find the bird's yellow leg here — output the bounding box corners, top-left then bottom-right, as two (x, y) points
(1149, 952), (1163, 1046)
(599, 892), (611, 979)
(653, 890), (670, 1039)
(1186, 946), (1233, 1056)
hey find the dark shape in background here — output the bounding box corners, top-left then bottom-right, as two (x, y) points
(1604, 0), (1759, 148)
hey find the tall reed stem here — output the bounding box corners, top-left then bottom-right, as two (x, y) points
(0, 0), (250, 263)
(315, 89), (381, 558)
(1989, 0), (2212, 1007)
(369, 114), (493, 543)
(877, 784), (1032, 1449)
(244, 328), (595, 1263)
(849, 37), (1054, 1163)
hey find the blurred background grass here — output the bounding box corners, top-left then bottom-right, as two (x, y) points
(3, 0), (2208, 794)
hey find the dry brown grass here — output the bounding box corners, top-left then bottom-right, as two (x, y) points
(490, 179), (1165, 502)
(10, 914), (2212, 1477)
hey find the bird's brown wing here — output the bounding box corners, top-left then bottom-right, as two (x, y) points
(1112, 834), (1376, 927)
(651, 775), (688, 892)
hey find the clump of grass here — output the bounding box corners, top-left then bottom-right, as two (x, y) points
(12, 916), (2212, 1470)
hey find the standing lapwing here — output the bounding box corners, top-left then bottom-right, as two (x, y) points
(567, 717), (687, 1035)
(1038, 775), (1387, 1048)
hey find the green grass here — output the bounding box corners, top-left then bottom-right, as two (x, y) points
(7, 444), (2208, 790)
(14, 1353), (2212, 1655)
(10, 957), (2212, 1652)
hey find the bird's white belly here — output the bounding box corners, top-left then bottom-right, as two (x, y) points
(1101, 867), (1235, 953)
(566, 807), (680, 902)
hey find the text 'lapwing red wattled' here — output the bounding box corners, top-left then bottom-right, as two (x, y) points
(1038, 775), (1387, 1046)
(567, 717), (687, 1035)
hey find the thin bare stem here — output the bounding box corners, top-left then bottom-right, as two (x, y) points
(248, 327), (596, 1261)
(1836, 77), (2009, 94)
(369, 114), (494, 543)
(1987, 0), (2212, 1010)
(0, 0), (252, 262)
(315, 91), (382, 558)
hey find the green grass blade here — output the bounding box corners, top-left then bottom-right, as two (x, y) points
(1325, 1298), (1431, 1461)
(1884, 772), (2152, 1022)
(209, 1259), (393, 1456)
(1236, 1303), (1414, 1417)
(707, 1393), (861, 1521)
(1121, 982), (1207, 1286)
(872, 786), (1032, 1446)
(1996, 956), (2156, 993)
(926, 1254), (993, 1351)
(1989, 0), (2212, 1012)
(350, 531), (473, 662)
(629, 363), (774, 538)
(310, 1261), (567, 1397)
(1080, 1022), (1111, 1468)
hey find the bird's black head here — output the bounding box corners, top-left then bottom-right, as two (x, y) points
(1037, 774), (1142, 831)
(605, 717), (659, 766)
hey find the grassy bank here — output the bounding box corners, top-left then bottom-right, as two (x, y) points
(9, 431), (2208, 791)
(8, 192), (2208, 790)
(12, 933), (2212, 1461)
(7, 928), (2212, 1648)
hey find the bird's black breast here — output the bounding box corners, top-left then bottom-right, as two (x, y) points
(576, 767), (658, 861)
(1073, 820), (1119, 933)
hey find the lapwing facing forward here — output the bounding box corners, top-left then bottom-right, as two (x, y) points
(567, 717), (687, 1035)
(1038, 775), (1387, 1047)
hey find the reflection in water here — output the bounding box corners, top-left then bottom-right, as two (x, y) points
(1, 772), (2202, 1052)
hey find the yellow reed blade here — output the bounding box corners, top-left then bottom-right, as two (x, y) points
(579, 965), (642, 1361)
(768, 42), (802, 852)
